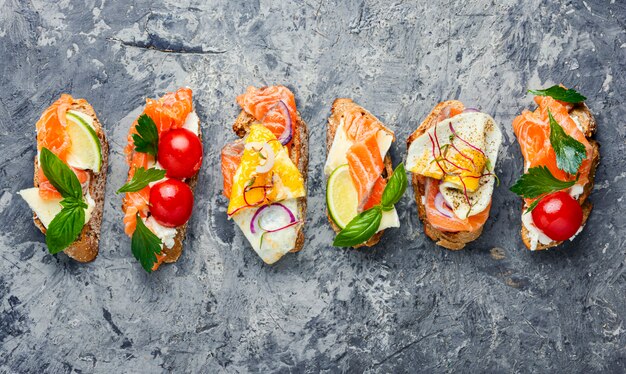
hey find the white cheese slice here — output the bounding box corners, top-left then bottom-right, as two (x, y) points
(18, 187), (95, 229)
(521, 211), (553, 251)
(182, 111), (200, 135)
(378, 207), (400, 232)
(144, 216), (177, 249)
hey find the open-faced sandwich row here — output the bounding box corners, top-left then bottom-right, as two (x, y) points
(19, 84), (599, 271)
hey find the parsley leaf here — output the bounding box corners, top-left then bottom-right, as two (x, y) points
(528, 85), (586, 103)
(40, 148), (82, 200)
(117, 167), (166, 193)
(381, 163), (408, 211)
(548, 110), (587, 175)
(131, 213), (162, 273)
(132, 114), (159, 157)
(46, 200), (86, 254)
(333, 207), (382, 247)
(510, 166), (576, 199)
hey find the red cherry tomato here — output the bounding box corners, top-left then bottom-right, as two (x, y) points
(158, 128), (203, 179)
(149, 179), (194, 227)
(531, 191), (583, 241)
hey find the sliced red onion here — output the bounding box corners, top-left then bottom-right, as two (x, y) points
(462, 108), (480, 113)
(276, 100), (292, 145)
(250, 202), (296, 234)
(434, 192), (454, 218)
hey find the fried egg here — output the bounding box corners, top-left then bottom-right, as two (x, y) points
(407, 112), (502, 218)
(227, 124), (305, 215)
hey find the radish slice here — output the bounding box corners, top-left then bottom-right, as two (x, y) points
(434, 192), (454, 218)
(245, 142), (276, 174)
(250, 202), (296, 234)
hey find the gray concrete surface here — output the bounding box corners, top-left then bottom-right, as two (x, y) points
(0, 0), (625, 372)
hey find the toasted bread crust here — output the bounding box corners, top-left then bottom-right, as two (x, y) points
(407, 100), (489, 250)
(520, 103), (599, 251)
(33, 100), (109, 262)
(231, 106), (309, 253)
(325, 98), (393, 248)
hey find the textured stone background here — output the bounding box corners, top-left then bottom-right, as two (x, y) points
(1, 0), (625, 372)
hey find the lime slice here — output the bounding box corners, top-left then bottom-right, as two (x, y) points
(65, 111), (102, 172)
(326, 164), (359, 229)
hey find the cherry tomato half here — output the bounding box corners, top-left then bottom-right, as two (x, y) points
(531, 191), (583, 241)
(150, 179), (194, 227)
(158, 128), (203, 179)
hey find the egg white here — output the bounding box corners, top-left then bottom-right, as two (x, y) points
(232, 199), (301, 264)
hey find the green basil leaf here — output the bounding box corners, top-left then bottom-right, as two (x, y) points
(510, 166), (576, 199)
(117, 167), (166, 193)
(132, 114), (159, 157)
(45, 203), (86, 254)
(548, 110), (587, 175)
(381, 163), (408, 211)
(131, 213), (162, 273)
(60, 197), (88, 210)
(528, 85), (586, 103)
(40, 148), (82, 200)
(333, 207), (382, 247)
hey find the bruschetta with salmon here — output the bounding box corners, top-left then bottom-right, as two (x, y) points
(119, 88), (203, 272)
(406, 101), (502, 250)
(325, 99), (406, 248)
(510, 85), (599, 250)
(221, 85), (308, 264)
(19, 94), (109, 262)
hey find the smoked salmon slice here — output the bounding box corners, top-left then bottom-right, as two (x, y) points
(35, 94), (95, 200)
(342, 106), (394, 143)
(122, 88), (193, 236)
(236, 85), (297, 138)
(346, 135), (384, 211)
(221, 140), (245, 199)
(424, 178), (489, 232)
(362, 176), (386, 211)
(512, 95), (592, 186)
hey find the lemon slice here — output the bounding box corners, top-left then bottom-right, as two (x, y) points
(326, 164), (359, 229)
(65, 110), (102, 172)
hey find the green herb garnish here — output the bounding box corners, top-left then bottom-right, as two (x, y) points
(40, 148), (88, 253)
(333, 163), (408, 247)
(117, 167), (166, 193)
(528, 85), (586, 103)
(131, 213), (162, 273)
(510, 166), (577, 212)
(548, 110), (586, 175)
(132, 114), (159, 157)
(381, 163), (408, 211)
(510, 166), (576, 199)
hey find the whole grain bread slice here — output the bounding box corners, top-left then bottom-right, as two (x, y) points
(326, 98), (393, 248)
(231, 108), (309, 253)
(520, 102), (599, 250)
(33, 100), (109, 262)
(406, 100), (487, 250)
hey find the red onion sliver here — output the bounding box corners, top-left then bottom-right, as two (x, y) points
(434, 192), (454, 218)
(261, 220), (301, 233)
(276, 100), (293, 145)
(462, 108), (480, 113)
(250, 202), (297, 234)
